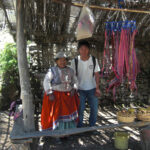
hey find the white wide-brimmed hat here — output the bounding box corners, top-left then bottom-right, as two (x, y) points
(54, 51), (68, 60)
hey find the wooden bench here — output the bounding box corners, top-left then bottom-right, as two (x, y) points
(10, 115), (150, 141)
(10, 104), (150, 149)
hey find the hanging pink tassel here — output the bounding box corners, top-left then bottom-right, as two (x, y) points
(102, 21), (139, 101)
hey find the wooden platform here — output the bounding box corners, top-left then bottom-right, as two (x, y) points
(10, 119), (150, 140)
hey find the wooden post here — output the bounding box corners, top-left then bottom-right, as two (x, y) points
(140, 126), (150, 150)
(16, 0), (35, 133)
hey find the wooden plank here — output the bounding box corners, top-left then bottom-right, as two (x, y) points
(10, 115), (25, 137)
(10, 121), (150, 140)
(10, 115), (33, 144)
(11, 139), (33, 144)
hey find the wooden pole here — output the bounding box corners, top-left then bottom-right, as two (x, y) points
(16, 0), (35, 133)
(52, 0), (150, 14)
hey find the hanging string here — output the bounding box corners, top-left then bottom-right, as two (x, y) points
(118, 0), (124, 9)
(84, 0), (90, 6)
(121, 11), (127, 21)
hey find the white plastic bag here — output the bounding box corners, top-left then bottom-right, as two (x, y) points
(76, 5), (95, 40)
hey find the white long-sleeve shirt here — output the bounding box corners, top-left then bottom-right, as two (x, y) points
(43, 66), (78, 94)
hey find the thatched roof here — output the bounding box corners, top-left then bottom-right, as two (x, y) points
(0, 0), (150, 71)
(1, 0), (150, 45)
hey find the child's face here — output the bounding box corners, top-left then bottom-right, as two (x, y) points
(56, 57), (67, 68)
(79, 45), (90, 58)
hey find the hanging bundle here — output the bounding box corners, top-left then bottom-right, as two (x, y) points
(76, 5), (95, 40)
(102, 20), (139, 101)
(118, 0), (125, 8)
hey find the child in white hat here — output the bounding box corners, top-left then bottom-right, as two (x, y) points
(41, 52), (79, 133)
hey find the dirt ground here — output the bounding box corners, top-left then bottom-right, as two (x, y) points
(0, 111), (13, 150)
(0, 106), (143, 150)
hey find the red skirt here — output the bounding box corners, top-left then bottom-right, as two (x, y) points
(41, 91), (80, 130)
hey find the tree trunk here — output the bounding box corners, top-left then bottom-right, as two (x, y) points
(16, 0), (35, 134)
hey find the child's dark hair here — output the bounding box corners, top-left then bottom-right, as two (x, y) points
(78, 40), (90, 50)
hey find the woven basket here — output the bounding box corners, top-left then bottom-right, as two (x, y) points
(117, 113), (135, 123)
(137, 113), (150, 121)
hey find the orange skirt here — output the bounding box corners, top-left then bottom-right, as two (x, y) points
(41, 91), (80, 130)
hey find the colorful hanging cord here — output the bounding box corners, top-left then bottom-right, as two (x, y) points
(101, 20), (139, 101)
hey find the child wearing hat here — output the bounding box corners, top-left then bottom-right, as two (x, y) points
(41, 52), (79, 131)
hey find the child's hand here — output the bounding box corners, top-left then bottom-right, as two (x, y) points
(95, 88), (101, 97)
(70, 89), (75, 97)
(49, 93), (55, 101)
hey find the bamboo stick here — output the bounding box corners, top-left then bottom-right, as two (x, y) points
(52, 0), (150, 14)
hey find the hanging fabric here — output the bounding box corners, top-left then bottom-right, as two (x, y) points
(101, 20), (139, 101)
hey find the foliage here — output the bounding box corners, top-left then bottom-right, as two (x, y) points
(0, 43), (20, 110)
(0, 43), (42, 110)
